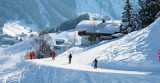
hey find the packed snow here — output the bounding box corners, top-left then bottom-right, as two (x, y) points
(0, 18), (160, 82)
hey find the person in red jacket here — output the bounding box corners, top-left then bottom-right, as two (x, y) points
(158, 50), (160, 62)
(30, 52), (33, 60)
(52, 51), (56, 60)
(27, 53), (31, 59)
(32, 51), (35, 59)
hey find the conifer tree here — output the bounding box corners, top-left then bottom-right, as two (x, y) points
(139, 0), (160, 28)
(120, 0), (134, 33)
(30, 32), (52, 59)
(132, 11), (141, 31)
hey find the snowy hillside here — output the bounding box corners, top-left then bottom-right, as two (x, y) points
(2, 21), (32, 37)
(0, 17), (160, 82)
(0, 0), (77, 31)
(0, 0), (138, 32)
(72, 17), (160, 70)
(76, 0), (139, 20)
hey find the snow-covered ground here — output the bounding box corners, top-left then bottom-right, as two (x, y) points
(0, 18), (160, 83)
(2, 21), (35, 37)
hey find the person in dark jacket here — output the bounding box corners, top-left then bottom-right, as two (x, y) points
(68, 53), (72, 64)
(93, 58), (98, 69)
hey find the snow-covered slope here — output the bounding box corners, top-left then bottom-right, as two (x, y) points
(2, 21), (32, 37)
(1, 61), (159, 83)
(0, 0), (138, 32)
(70, 17), (160, 70)
(1, 18), (160, 83)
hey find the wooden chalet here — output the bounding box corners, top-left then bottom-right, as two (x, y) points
(76, 20), (122, 46)
(78, 31), (119, 44)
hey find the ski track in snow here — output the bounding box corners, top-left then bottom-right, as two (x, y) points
(0, 58), (159, 83)
(31, 58), (151, 75)
(0, 49), (159, 83)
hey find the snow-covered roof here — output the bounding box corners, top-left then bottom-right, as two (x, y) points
(97, 20), (121, 34)
(76, 20), (101, 32)
(76, 20), (121, 34)
(55, 39), (65, 42)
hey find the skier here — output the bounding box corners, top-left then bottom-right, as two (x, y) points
(30, 52), (33, 60)
(27, 53), (31, 59)
(68, 53), (72, 64)
(52, 51), (56, 60)
(93, 58), (98, 69)
(158, 50), (160, 62)
(31, 51), (35, 59)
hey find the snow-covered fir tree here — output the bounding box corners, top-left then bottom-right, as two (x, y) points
(132, 11), (141, 31)
(156, 11), (160, 18)
(30, 32), (52, 59)
(120, 0), (135, 33)
(139, 0), (160, 28)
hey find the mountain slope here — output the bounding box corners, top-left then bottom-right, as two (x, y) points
(76, 0), (139, 19)
(0, 0), (138, 31)
(0, 0), (77, 30)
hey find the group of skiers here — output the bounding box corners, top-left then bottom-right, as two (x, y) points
(27, 51), (98, 69)
(66, 53), (98, 69)
(27, 51), (35, 60)
(27, 51), (56, 60)
(50, 51), (73, 62)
